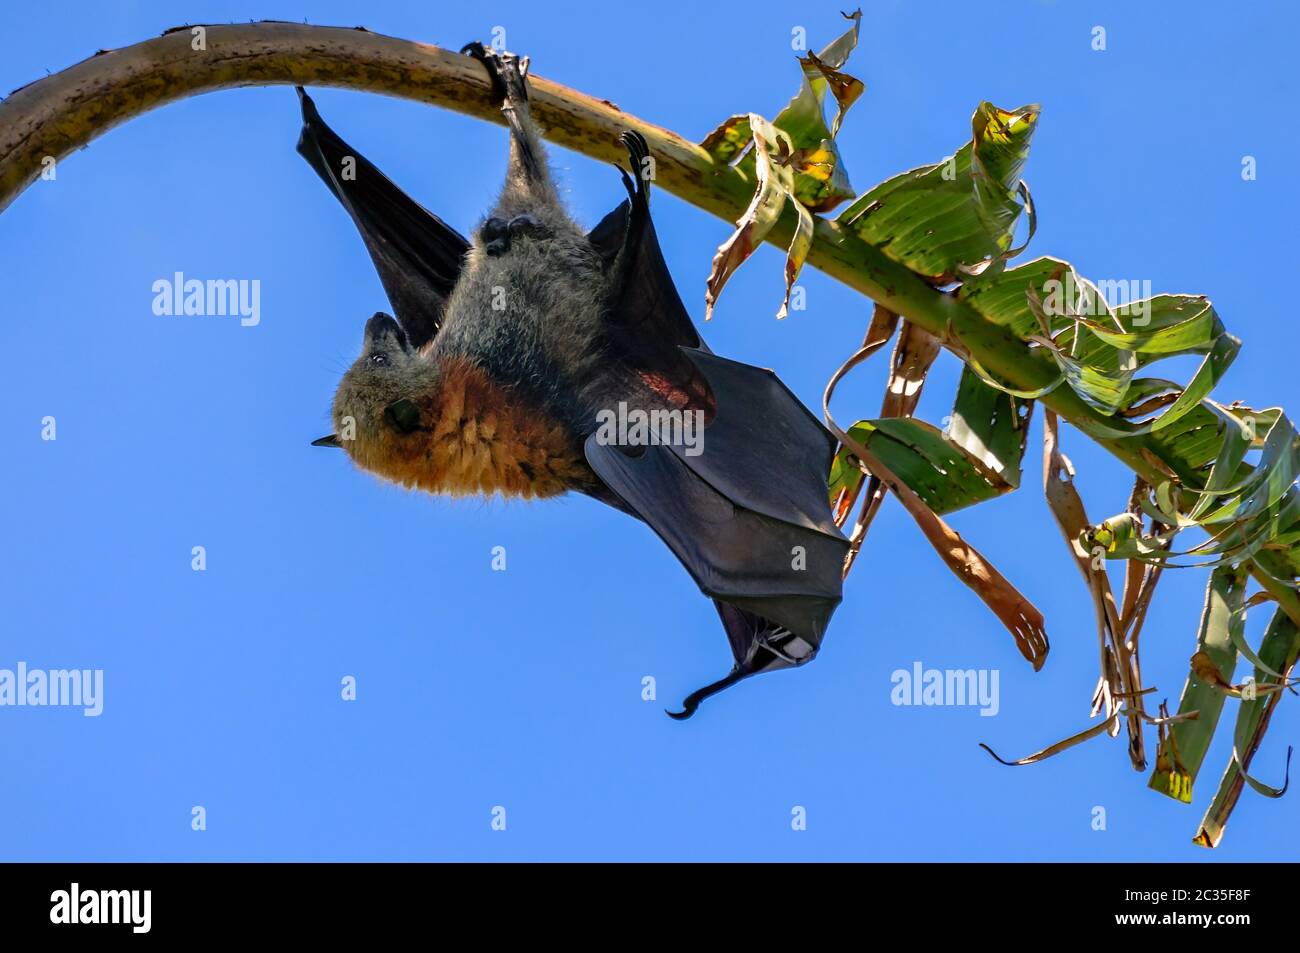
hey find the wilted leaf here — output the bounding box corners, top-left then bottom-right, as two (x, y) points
(1152, 725), (1195, 804)
(697, 11), (868, 316)
(775, 9), (862, 141)
(1088, 411), (1300, 571)
(880, 320), (941, 418)
(828, 305), (898, 524)
(1042, 412), (1149, 766)
(871, 454), (1048, 667)
(838, 319), (937, 574)
(699, 11), (860, 214)
(802, 50), (864, 138)
(829, 352), (1031, 516)
(778, 200), (815, 319)
(980, 712), (1120, 766)
(824, 338), (1048, 667)
(704, 115), (792, 321)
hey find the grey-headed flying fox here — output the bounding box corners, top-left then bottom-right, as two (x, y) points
(301, 44), (848, 717)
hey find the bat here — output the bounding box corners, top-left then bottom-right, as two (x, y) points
(300, 44), (849, 717)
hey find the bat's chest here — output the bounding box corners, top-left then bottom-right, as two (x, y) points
(398, 358), (594, 500)
(435, 242), (609, 412)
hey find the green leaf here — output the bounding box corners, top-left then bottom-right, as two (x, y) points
(957, 262), (1241, 434)
(835, 102), (1039, 280)
(1195, 608), (1300, 847)
(790, 139), (856, 213)
(828, 367), (1031, 515)
(1148, 565), (1247, 802)
(1091, 411), (1300, 570)
(700, 114), (752, 165)
(947, 365), (1033, 490)
(845, 418), (1009, 514)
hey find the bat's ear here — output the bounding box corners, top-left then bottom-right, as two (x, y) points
(311, 434), (342, 448)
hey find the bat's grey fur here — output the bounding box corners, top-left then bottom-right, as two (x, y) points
(305, 50), (848, 716)
(326, 46), (643, 497)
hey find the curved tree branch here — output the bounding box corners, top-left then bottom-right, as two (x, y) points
(0, 23), (1148, 457)
(2, 21), (1297, 623)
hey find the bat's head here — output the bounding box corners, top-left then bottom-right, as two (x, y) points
(313, 312), (439, 478)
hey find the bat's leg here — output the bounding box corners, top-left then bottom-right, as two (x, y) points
(461, 42), (557, 215)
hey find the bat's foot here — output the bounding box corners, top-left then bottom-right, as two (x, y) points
(479, 213), (552, 256)
(460, 41), (530, 106)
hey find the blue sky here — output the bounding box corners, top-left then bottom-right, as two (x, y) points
(1, 0), (1297, 861)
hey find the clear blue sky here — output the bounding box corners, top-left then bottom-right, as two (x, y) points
(2, 0), (1297, 861)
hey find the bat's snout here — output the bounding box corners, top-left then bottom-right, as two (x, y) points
(364, 312), (409, 351)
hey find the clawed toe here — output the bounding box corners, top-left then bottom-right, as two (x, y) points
(461, 41), (508, 101)
(461, 41), (529, 105)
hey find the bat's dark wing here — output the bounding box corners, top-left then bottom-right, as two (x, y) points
(587, 132), (713, 414)
(585, 133), (848, 717)
(584, 350), (848, 718)
(296, 88), (469, 350)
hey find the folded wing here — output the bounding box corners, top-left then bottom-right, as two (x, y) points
(585, 264), (849, 715)
(296, 88), (469, 349)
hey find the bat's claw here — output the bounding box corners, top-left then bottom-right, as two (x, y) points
(460, 41), (529, 105)
(609, 129), (654, 233)
(619, 130), (651, 177)
(460, 41), (507, 101)
(664, 667), (749, 721)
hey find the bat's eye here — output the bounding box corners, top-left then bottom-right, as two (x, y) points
(369, 353), (389, 366)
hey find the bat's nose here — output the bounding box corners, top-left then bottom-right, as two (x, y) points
(364, 312), (408, 350)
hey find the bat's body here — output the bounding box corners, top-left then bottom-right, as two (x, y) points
(303, 46), (848, 716)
